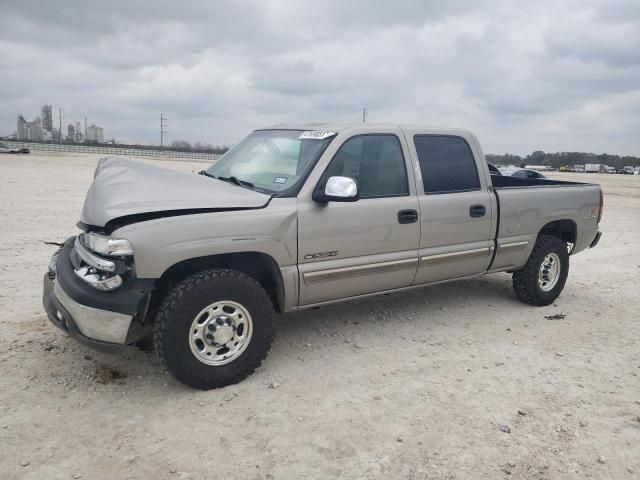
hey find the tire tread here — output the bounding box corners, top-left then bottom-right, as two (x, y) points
(153, 269), (274, 389)
(512, 235), (568, 307)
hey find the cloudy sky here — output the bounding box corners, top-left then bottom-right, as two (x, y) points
(1, 0), (639, 155)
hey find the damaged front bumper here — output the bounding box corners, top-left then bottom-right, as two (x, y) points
(42, 237), (154, 353)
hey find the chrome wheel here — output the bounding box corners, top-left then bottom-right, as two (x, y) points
(538, 253), (561, 292)
(189, 301), (253, 365)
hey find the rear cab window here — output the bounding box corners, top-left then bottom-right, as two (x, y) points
(413, 135), (481, 194)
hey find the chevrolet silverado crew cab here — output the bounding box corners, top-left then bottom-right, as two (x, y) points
(43, 124), (603, 389)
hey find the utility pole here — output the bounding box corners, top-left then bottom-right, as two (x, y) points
(362, 107), (367, 124)
(84, 117), (87, 140)
(160, 113), (168, 150)
(59, 108), (63, 143)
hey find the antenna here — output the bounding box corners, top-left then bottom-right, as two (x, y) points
(362, 107), (367, 123)
(160, 113), (168, 150)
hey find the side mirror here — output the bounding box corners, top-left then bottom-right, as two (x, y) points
(313, 176), (359, 203)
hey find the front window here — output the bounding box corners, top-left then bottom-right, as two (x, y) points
(206, 129), (335, 195)
(321, 134), (409, 198)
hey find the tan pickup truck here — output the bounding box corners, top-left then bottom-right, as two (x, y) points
(43, 124), (603, 389)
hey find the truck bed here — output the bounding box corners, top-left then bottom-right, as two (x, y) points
(488, 174), (601, 272)
(491, 175), (593, 189)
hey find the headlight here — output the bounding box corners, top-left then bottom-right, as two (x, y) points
(83, 232), (133, 256)
(74, 266), (123, 291)
(74, 235), (129, 292)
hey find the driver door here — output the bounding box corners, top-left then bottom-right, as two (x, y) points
(296, 130), (420, 306)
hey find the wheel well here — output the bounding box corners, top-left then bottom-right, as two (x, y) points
(539, 220), (577, 244)
(147, 252), (285, 321)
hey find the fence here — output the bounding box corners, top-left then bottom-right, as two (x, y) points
(2, 140), (222, 162)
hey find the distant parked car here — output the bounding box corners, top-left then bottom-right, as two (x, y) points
(499, 168), (547, 179)
(0, 143), (19, 154)
(19, 147), (30, 154)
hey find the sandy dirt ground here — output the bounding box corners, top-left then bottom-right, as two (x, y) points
(1, 152), (639, 480)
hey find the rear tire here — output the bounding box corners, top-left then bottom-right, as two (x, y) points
(134, 336), (154, 352)
(153, 269), (274, 389)
(512, 235), (569, 306)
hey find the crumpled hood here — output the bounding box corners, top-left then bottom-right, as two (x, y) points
(81, 157), (270, 227)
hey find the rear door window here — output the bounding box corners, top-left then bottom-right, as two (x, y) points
(414, 135), (480, 194)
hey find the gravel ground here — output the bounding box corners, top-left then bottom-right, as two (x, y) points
(1, 152), (639, 480)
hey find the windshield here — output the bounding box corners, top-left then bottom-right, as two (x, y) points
(206, 129), (335, 194)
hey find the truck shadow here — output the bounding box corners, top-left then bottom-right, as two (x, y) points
(276, 273), (517, 339)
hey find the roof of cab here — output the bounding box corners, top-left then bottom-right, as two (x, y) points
(259, 123), (473, 136)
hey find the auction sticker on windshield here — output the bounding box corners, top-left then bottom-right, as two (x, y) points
(298, 130), (336, 140)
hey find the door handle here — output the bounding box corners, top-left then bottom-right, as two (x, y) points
(398, 209), (418, 224)
(469, 205), (486, 218)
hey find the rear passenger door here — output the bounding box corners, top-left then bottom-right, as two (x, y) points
(404, 131), (495, 285)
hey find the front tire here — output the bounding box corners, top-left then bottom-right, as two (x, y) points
(512, 235), (569, 306)
(153, 269), (274, 389)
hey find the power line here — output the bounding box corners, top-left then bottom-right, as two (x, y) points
(160, 113), (168, 150)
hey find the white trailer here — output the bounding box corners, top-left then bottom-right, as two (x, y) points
(585, 164), (606, 173)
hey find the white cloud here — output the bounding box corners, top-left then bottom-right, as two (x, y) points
(0, 0), (638, 155)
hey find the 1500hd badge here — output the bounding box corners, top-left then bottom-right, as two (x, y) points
(304, 251), (338, 260)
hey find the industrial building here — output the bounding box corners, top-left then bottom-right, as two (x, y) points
(15, 108), (102, 144)
(16, 115), (44, 141)
(67, 123), (84, 143)
(16, 106), (54, 142)
(41, 105), (53, 133)
(85, 124), (104, 143)
(17, 115), (28, 140)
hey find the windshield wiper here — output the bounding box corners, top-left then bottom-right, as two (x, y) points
(198, 170), (217, 179)
(199, 170), (258, 191)
(218, 176), (255, 188)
